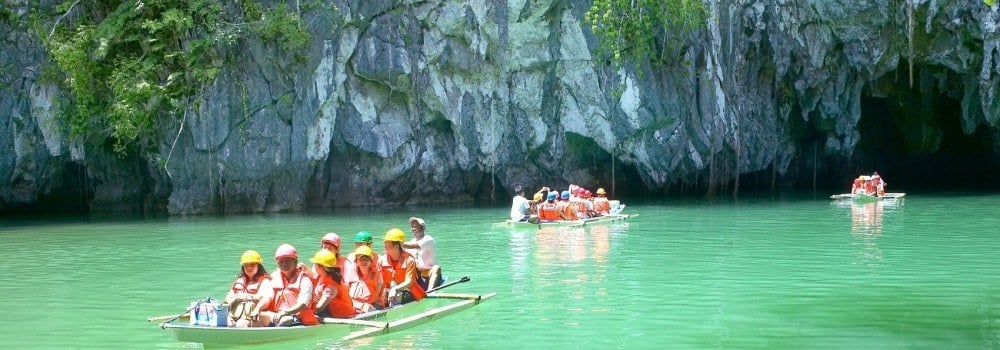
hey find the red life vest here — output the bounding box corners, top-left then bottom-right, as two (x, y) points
(269, 270), (319, 325)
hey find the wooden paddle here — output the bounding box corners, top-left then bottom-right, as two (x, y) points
(426, 276), (470, 294)
(150, 297), (210, 325)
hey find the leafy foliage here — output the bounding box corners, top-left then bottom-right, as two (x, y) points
(584, 0), (707, 67)
(42, 0), (316, 154)
(986, 0), (996, 7)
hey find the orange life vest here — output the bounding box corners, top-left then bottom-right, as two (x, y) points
(269, 270), (319, 325)
(574, 199), (588, 215)
(319, 278), (357, 318)
(378, 251), (427, 301)
(349, 265), (384, 307)
(538, 201), (560, 221)
(593, 197), (610, 214)
(557, 201), (577, 220)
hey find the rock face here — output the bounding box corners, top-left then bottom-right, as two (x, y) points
(2, 0), (999, 214)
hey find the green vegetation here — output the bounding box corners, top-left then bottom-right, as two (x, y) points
(41, 0), (316, 154)
(584, 0), (707, 68)
(986, 0), (996, 7)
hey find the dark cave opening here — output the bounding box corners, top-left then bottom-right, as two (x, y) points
(1, 162), (93, 217)
(854, 78), (1000, 193)
(562, 133), (646, 200)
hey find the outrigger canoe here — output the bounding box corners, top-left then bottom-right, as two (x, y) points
(494, 213), (635, 229)
(158, 292), (495, 347)
(829, 193), (907, 201)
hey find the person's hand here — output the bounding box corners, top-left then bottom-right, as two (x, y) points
(297, 262), (308, 271)
(275, 310), (287, 320)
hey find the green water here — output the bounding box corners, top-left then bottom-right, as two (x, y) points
(2, 194), (999, 349)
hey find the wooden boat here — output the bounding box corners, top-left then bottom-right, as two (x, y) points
(158, 292), (495, 347)
(829, 192), (907, 201)
(494, 213), (635, 229)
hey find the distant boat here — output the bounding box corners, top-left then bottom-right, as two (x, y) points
(829, 193), (907, 201)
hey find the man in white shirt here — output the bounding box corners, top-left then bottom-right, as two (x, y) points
(510, 185), (533, 222)
(403, 217), (443, 290)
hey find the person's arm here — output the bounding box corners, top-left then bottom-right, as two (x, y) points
(389, 259), (417, 296)
(314, 284), (332, 311)
(279, 277), (314, 316)
(250, 281), (274, 317)
(297, 263), (317, 280)
(402, 239), (419, 250)
(224, 281), (238, 304)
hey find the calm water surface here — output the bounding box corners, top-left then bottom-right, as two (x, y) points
(1, 194), (999, 349)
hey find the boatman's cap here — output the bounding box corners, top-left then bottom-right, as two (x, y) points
(409, 217), (425, 228)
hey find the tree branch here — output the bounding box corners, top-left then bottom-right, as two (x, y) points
(48, 0), (81, 40)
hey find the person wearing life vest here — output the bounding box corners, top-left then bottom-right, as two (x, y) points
(315, 232), (356, 282)
(863, 176), (875, 195)
(258, 244), (319, 326)
(225, 250), (272, 327)
(537, 191), (562, 221)
(308, 249), (356, 319)
(581, 189), (599, 217)
(380, 228), (426, 306)
(556, 190), (578, 220)
(347, 231), (380, 265)
(570, 188), (588, 219)
(593, 188), (611, 216)
(346, 245), (385, 312)
(851, 178), (863, 194)
(529, 191), (543, 217)
(872, 172), (886, 196)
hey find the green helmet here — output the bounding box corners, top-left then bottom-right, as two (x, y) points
(354, 231), (373, 243)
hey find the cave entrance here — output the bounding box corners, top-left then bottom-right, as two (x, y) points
(563, 133), (645, 199)
(857, 70), (1000, 192)
(1, 162), (93, 217)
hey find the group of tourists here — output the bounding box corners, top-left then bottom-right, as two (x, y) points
(851, 172), (887, 197)
(223, 217), (443, 327)
(510, 184), (614, 223)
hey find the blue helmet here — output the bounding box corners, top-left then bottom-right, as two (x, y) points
(547, 191), (558, 201)
(561, 190), (570, 199)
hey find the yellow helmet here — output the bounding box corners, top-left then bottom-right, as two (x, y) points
(384, 228), (406, 242)
(533, 192), (544, 201)
(309, 249), (338, 268)
(240, 250), (263, 265)
(596, 188), (606, 195)
(353, 245), (375, 259)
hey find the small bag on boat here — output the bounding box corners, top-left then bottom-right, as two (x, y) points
(189, 297), (229, 327)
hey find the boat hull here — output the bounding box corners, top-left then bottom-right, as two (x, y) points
(495, 213), (634, 229)
(830, 193), (906, 201)
(161, 293), (494, 347)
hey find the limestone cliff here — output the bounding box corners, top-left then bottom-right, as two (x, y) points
(2, 0), (998, 214)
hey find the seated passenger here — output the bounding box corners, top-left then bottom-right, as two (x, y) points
(346, 245), (385, 312)
(309, 249), (356, 319)
(225, 250), (271, 327)
(380, 228), (427, 306)
(257, 244), (319, 327)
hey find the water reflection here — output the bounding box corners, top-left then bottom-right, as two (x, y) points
(839, 198), (904, 269)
